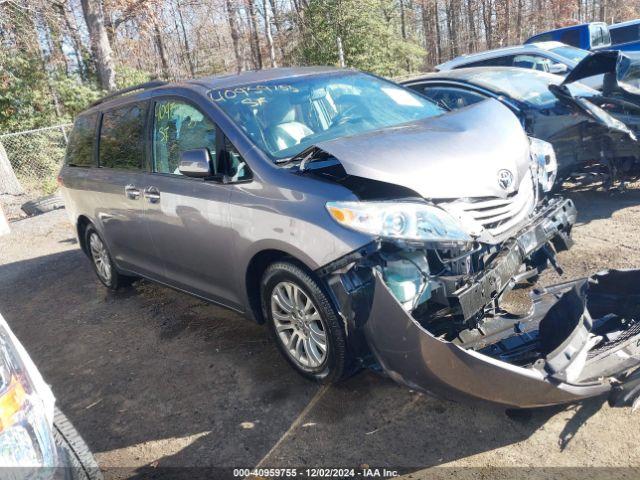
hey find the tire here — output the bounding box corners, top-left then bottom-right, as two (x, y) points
(84, 225), (134, 290)
(53, 407), (103, 480)
(21, 194), (65, 217)
(261, 260), (348, 383)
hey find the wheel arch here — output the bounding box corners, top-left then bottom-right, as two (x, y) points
(244, 247), (338, 325)
(245, 249), (292, 324)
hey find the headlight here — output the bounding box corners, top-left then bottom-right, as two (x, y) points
(326, 201), (472, 243)
(0, 315), (57, 469)
(529, 137), (558, 192)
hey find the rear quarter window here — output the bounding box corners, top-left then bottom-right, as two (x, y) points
(65, 114), (98, 167)
(99, 102), (149, 170)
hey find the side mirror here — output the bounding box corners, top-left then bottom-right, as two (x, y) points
(549, 63), (569, 75)
(179, 149), (213, 178)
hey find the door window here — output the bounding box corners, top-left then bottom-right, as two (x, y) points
(152, 100), (217, 175)
(99, 103), (148, 170)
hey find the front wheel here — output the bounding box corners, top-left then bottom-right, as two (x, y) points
(261, 261), (348, 383)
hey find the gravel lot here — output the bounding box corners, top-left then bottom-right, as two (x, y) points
(1, 185), (640, 479)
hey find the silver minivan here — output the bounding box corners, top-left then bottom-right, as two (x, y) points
(60, 67), (640, 409)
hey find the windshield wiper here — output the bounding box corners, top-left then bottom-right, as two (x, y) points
(275, 146), (320, 168)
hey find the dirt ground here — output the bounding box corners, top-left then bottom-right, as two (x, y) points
(1, 185), (640, 479)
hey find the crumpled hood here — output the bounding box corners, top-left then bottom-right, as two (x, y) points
(313, 99), (531, 199)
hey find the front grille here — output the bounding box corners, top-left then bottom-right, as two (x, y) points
(438, 173), (537, 240)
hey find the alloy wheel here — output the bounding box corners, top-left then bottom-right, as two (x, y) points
(89, 233), (112, 285)
(270, 281), (328, 370)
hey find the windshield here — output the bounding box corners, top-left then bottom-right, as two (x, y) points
(209, 72), (445, 160)
(550, 46), (590, 64)
(467, 69), (598, 108)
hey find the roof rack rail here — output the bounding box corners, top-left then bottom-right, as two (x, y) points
(89, 80), (168, 108)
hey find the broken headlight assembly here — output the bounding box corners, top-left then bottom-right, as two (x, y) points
(325, 201), (474, 244)
(529, 137), (558, 192)
(0, 318), (57, 468)
(326, 201), (478, 311)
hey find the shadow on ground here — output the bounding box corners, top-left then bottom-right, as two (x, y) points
(0, 247), (609, 476)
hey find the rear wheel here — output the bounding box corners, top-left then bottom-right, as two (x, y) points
(261, 261), (347, 383)
(84, 226), (134, 290)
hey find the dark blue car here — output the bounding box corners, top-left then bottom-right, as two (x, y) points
(526, 21), (640, 53)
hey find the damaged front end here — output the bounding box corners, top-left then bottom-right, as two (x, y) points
(319, 200), (640, 408)
(300, 99), (640, 408)
(317, 193), (602, 408)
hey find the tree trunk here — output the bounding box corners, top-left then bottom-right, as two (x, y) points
(246, 0), (263, 70)
(0, 142), (24, 196)
(434, 0), (442, 64)
(80, 0), (116, 91)
(154, 21), (170, 79)
(421, 0), (433, 65)
(466, 0), (477, 52)
(225, 0), (243, 73)
(599, 0), (606, 21)
(336, 35), (345, 67)
(176, 0), (196, 77)
(267, 0), (286, 58)
(399, 0), (407, 39)
(262, 0), (277, 67)
(481, 0), (493, 49)
(515, 0), (523, 43)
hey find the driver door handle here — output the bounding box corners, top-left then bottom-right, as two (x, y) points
(143, 186), (161, 203)
(124, 184), (140, 200)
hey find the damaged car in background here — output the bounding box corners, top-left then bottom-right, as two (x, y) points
(60, 68), (640, 410)
(403, 51), (640, 190)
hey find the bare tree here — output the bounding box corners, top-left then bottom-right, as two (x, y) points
(246, 0), (263, 69)
(262, 0), (277, 67)
(176, 0), (195, 76)
(154, 20), (170, 79)
(225, 0), (243, 73)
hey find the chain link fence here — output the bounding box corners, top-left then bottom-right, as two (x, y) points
(0, 123), (71, 198)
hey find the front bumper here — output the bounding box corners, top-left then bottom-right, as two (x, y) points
(363, 269), (640, 409)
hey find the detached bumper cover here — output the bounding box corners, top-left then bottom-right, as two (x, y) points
(363, 269), (640, 408)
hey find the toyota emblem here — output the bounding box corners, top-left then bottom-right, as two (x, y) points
(498, 169), (514, 190)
